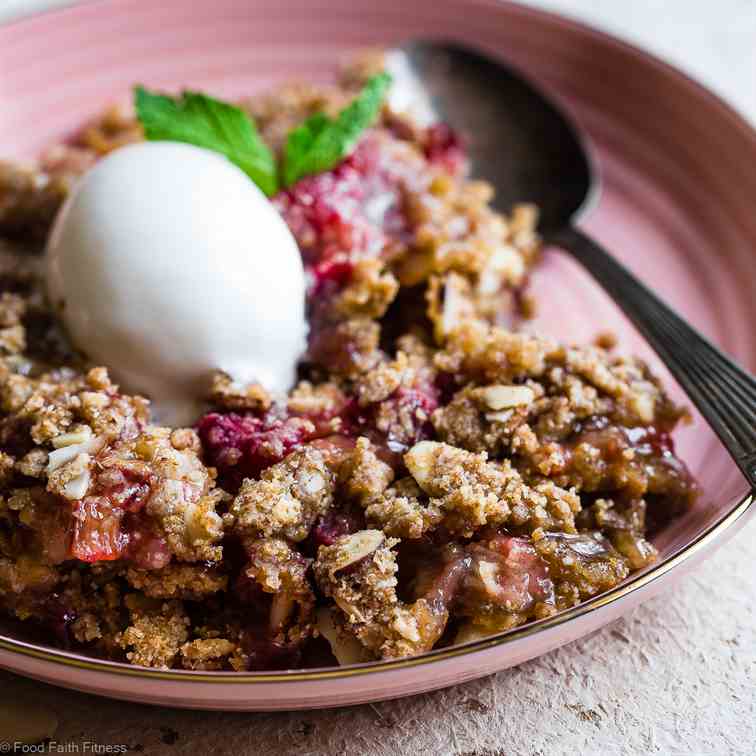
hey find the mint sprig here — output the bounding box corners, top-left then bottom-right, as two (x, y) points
(134, 86), (278, 196)
(133, 73), (392, 197)
(281, 73), (392, 187)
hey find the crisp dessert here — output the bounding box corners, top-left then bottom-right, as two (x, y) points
(0, 54), (697, 670)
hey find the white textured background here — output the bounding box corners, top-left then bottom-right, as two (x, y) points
(0, 2), (755, 754)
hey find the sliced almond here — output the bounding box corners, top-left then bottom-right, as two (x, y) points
(404, 440), (441, 489)
(329, 529), (385, 574)
(46, 444), (82, 472)
(485, 409), (514, 424)
(475, 384), (534, 410)
(316, 608), (368, 666)
(334, 596), (366, 623)
(63, 469), (91, 500)
(269, 592), (295, 633)
(47, 434), (103, 473)
(478, 244), (526, 293)
(440, 273), (474, 336)
(476, 560), (502, 599)
(391, 608), (421, 643)
(51, 425), (93, 449)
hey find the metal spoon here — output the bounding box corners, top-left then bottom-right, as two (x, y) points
(388, 40), (756, 489)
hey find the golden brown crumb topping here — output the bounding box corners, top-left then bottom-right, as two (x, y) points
(118, 595), (189, 668)
(125, 563), (228, 600)
(230, 447), (335, 542)
(403, 440), (579, 537)
(314, 530), (446, 659)
(0, 53), (697, 671)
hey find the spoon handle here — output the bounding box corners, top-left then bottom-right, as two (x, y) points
(552, 226), (756, 489)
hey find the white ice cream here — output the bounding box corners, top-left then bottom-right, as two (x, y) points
(46, 141), (307, 426)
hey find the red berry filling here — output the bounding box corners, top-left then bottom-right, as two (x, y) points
(274, 135), (406, 275)
(69, 496), (129, 563)
(470, 534), (555, 609)
(68, 457), (170, 566)
(197, 369), (441, 489)
(423, 123), (467, 174)
(343, 383), (440, 456)
(239, 628), (303, 671)
(302, 508), (366, 559)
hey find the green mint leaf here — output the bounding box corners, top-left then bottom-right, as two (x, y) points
(134, 86), (278, 196)
(282, 72), (392, 187)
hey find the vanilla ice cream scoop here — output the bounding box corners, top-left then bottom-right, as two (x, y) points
(46, 141), (307, 426)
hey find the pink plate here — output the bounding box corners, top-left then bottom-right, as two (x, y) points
(1, 0), (755, 711)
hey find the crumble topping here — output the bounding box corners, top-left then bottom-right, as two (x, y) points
(314, 530), (446, 659)
(117, 595), (190, 668)
(125, 563), (228, 600)
(532, 530), (630, 607)
(243, 537), (315, 641)
(229, 447), (335, 542)
(208, 370), (273, 413)
(403, 441), (579, 537)
(338, 437), (394, 503)
(363, 476), (442, 539)
(180, 638), (237, 670)
(0, 53), (697, 670)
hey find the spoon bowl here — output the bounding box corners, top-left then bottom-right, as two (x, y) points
(389, 41), (596, 233)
